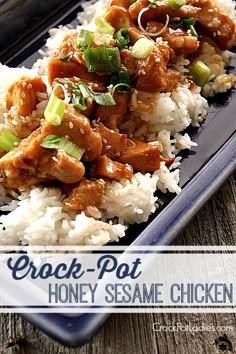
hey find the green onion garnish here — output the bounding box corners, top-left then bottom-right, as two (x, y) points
(71, 91), (87, 111)
(132, 38), (155, 59)
(130, 0), (137, 3)
(41, 135), (85, 160)
(84, 46), (121, 73)
(110, 68), (130, 86)
(78, 82), (115, 106)
(181, 17), (194, 27)
(190, 25), (198, 38)
(54, 78), (75, 87)
(168, 0), (186, 10)
(114, 28), (130, 50)
(76, 29), (94, 48)
(95, 11), (115, 35)
(190, 60), (211, 87)
(60, 55), (69, 62)
(112, 83), (131, 93)
(55, 79), (115, 107)
(0, 131), (21, 152)
(171, 21), (183, 29)
(44, 93), (65, 126)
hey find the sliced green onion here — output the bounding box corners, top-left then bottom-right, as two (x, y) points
(0, 131), (21, 152)
(78, 82), (115, 106)
(181, 17), (194, 27)
(60, 55), (69, 62)
(190, 60), (211, 87)
(110, 68), (130, 86)
(54, 78), (75, 87)
(95, 10), (115, 35)
(41, 135), (85, 160)
(76, 29), (94, 48)
(112, 83), (131, 93)
(114, 28), (130, 50)
(190, 25), (198, 38)
(171, 21), (183, 29)
(132, 38), (155, 59)
(84, 46), (121, 72)
(168, 0), (186, 10)
(44, 93), (65, 126)
(72, 91), (87, 111)
(130, 0), (137, 3)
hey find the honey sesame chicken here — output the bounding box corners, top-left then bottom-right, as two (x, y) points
(0, 0), (235, 214)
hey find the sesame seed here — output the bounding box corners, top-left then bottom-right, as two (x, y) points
(69, 122), (73, 129)
(102, 138), (107, 144)
(80, 128), (85, 135)
(22, 92), (26, 98)
(20, 99), (24, 105)
(22, 81), (27, 87)
(105, 145), (111, 150)
(27, 84), (32, 89)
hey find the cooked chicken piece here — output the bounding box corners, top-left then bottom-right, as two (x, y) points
(136, 42), (171, 92)
(118, 139), (161, 172)
(64, 178), (105, 212)
(6, 76), (47, 117)
(42, 104), (102, 161)
(110, 0), (130, 8)
(60, 31), (115, 53)
(0, 129), (85, 189)
(95, 91), (129, 130)
(193, 0), (236, 50)
(129, 0), (200, 23)
(48, 31), (114, 84)
(122, 42), (178, 92)
(38, 151), (85, 184)
(93, 122), (127, 159)
(165, 67), (182, 92)
(90, 155), (133, 181)
(0, 130), (45, 188)
(146, 21), (199, 56)
(120, 49), (138, 77)
(48, 58), (105, 86)
(105, 6), (146, 44)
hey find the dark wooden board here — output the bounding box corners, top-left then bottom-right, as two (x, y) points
(0, 174), (235, 354)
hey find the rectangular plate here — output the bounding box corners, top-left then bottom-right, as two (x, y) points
(1, 0), (236, 347)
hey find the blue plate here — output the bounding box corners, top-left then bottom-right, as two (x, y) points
(1, 0), (236, 347)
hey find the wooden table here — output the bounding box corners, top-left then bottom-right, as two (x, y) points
(0, 175), (235, 354)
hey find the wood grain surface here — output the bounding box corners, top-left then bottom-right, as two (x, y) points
(0, 174), (235, 354)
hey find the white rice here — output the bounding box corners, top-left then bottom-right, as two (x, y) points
(213, 0), (236, 18)
(131, 85), (208, 134)
(0, 64), (39, 101)
(0, 0), (235, 246)
(101, 172), (159, 224)
(0, 187), (126, 246)
(155, 162), (181, 195)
